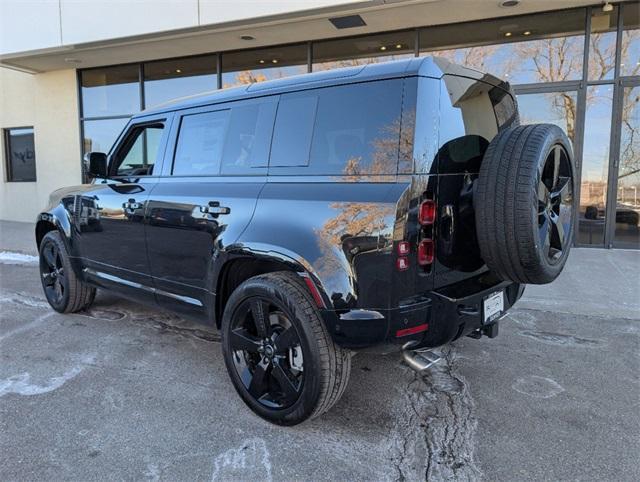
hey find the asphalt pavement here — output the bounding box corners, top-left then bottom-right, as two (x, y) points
(1, 221), (638, 481)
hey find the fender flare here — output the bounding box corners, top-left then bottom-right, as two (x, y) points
(216, 242), (332, 308)
(35, 205), (82, 277)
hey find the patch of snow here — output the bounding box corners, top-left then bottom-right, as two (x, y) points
(211, 438), (272, 482)
(0, 251), (38, 265)
(0, 354), (95, 397)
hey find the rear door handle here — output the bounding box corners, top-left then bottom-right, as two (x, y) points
(199, 201), (230, 216)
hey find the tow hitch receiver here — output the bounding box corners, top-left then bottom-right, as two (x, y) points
(468, 320), (500, 340)
(402, 348), (442, 372)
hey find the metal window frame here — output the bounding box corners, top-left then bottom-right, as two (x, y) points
(606, 3), (640, 248)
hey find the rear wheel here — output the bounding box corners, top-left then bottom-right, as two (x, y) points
(39, 231), (96, 313)
(221, 271), (351, 425)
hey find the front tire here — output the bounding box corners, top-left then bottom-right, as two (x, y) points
(39, 231), (96, 313)
(221, 271), (351, 425)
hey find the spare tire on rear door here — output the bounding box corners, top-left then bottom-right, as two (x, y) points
(475, 124), (575, 284)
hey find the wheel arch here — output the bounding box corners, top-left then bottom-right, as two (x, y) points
(35, 207), (72, 250)
(34, 207), (84, 282)
(214, 246), (329, 329)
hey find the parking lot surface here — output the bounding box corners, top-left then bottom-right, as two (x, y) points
(1, 221), (638, 481)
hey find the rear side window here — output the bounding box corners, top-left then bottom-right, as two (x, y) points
(221, 99), (277, 174)
(270, 95), (318, 167)
(310, 80), (403, 175)
(269, 79), (404, 176)
(172, 110), (229, 176)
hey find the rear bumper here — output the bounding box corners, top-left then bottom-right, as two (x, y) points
(320, 272), (524, 352)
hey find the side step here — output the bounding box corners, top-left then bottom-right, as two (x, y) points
(402, 348), (442, 372)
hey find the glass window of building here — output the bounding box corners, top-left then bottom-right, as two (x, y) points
(4, 127), (36, 182)
(579, 85), (614, 246)
(143, 56), (217, 108)
(420, 9), (585, 84)
(517, 91), (578, 145)
(614, 85), (640, 248)
(588, 5), (619, 81)
(313, 31), (414, 71)
(621, 3), (640, 77)
(82, 118), (129, 155)
(81, 65), (140, 117)
(221, 44), (307, 89)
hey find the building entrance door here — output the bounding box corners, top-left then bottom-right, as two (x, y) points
(609, 80), (640, 249)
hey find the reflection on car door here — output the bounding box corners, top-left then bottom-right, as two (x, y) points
(145, 98), (277, 320)
(79, 116), (171, 302)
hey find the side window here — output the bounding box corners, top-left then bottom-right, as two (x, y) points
(172, 110), (229, 176)
(270, 94), (318, 167)
(113, 122), (164, 177)
(269, 80), (403, 175)
(309, 80), (403, 175)
(221, 99), (277, 174)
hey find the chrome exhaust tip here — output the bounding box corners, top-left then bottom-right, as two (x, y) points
(402, 348), (442, 372)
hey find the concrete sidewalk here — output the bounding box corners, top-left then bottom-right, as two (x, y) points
(0, 220), (36, 255)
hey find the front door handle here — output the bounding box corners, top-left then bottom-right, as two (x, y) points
(199, 201), (230, 216)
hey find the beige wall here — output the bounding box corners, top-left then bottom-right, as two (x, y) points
(0, 67), (81, 222)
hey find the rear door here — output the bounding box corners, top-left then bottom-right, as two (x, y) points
(145, 97), (277, 318)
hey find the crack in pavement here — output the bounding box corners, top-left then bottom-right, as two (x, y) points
(388, 345), (481, 481)
(518, 330), (604, 347)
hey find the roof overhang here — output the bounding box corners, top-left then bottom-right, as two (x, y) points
(0, 0), (616, 73)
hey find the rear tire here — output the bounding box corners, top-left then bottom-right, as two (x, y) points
(221, 271), (351, 425)
(475, 124), (575, 284)
(39, 231), (96, 313)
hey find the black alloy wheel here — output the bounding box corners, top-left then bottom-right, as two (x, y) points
(221, 271), (351, 425)
(537, 144), (573, 264)
(38, 231), (96, 313)
(229, 297), (304, 409)
(40, 237), (68, 308)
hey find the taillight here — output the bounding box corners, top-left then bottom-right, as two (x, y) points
(396, 257), (409, 271)
(418, 200), (436, 225)
(418, 239), (434, 265)
(397, 241), (410, 256)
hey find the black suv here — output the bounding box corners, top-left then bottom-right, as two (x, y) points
(36, 57), (575, 425)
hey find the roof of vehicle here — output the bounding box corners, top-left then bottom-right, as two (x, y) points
(138, 56), (505, 118)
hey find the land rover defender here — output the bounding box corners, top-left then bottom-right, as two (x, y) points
(36, 57), (575, 425)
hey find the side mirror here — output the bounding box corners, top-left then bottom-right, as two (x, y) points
(83, 152), (108, 179)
